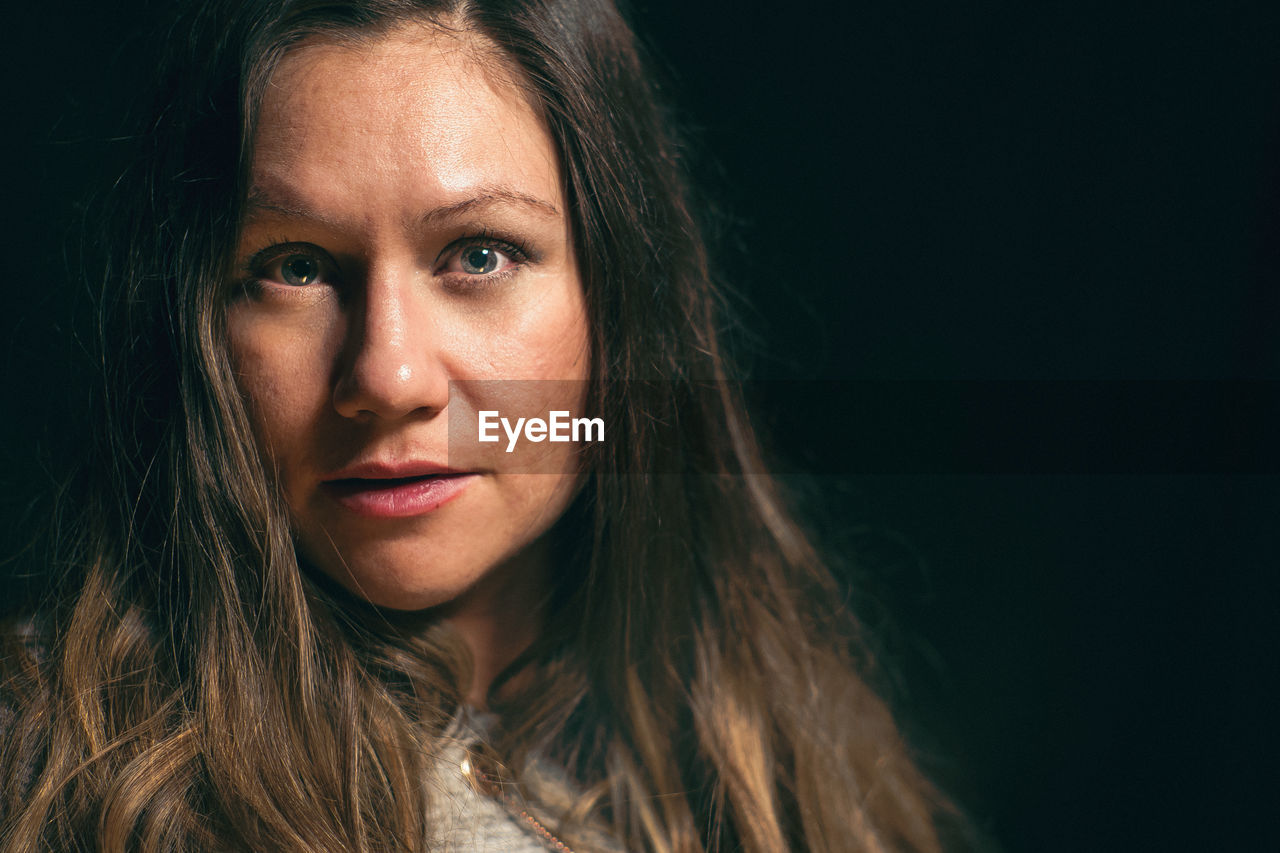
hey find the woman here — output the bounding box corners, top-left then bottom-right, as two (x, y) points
(1, 0), (960, 850)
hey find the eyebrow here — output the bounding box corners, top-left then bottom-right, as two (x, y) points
(242, 183), (562, 229)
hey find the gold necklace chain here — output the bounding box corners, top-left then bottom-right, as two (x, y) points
(459, 753), (576, 853)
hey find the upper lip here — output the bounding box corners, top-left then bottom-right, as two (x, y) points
(322, 460), (469, 482)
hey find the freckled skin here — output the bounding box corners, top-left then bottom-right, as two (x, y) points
(226, 26), (590, 691)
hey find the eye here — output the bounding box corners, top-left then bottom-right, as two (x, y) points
(245, 243), (337, 289)
(281, 253), (323, 286)
(458, 246), (504, 275)
(438, 234), (529, 279)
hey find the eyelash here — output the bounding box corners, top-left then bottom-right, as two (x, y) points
(239, 230), (535, 294)
(240, 239), (334, 292)
(436, 229), (533, 286)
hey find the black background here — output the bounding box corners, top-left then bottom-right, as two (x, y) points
(4, 1), (1279, 849)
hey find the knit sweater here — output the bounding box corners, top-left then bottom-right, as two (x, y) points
(427, 708), (560, 851)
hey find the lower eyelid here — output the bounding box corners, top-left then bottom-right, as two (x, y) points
(438, 266), (522, 292)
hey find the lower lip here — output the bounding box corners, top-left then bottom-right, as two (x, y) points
(322, 474), (476, 518)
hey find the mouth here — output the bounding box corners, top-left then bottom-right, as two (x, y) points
(321, 472), (476, 519)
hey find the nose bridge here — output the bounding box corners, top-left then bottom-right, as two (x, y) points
(333, 261), (448, 420)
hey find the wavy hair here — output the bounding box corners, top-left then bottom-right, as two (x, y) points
(1, 1), (959, 850)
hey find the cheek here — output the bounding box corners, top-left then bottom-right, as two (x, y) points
(500, 282), (591, 378)
(494, 470), (584, 543)
(226, 312), (338, 444)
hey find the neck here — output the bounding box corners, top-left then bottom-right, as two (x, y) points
(435, 534), (553, 708)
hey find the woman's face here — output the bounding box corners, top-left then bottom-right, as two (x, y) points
(227, 26), (590, 612)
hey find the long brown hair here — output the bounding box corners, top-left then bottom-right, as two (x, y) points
(1, 1), (958, 849)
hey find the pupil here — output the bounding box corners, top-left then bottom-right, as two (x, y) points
(463, 248), (494, 274)
(284, 256), (316, 285)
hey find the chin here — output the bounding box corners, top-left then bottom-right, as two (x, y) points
(314, 558), (481, 613)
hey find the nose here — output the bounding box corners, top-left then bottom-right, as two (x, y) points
(332, 269), (450, 421)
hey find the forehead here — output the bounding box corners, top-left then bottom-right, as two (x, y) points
(250, 25), (561, 220)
